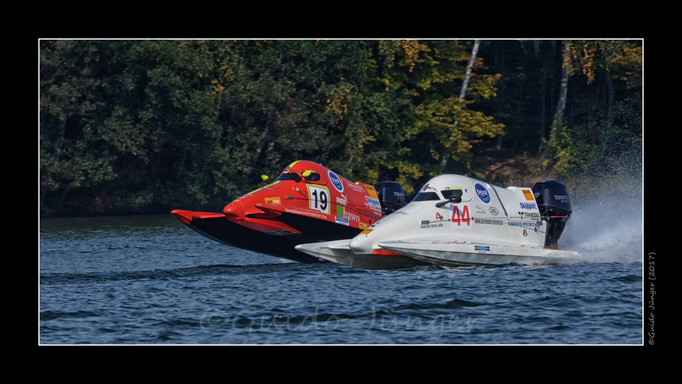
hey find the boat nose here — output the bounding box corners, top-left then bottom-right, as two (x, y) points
(349, 233), (374, 255)
(223, 201), (245, 220)
(170, 209), (194, 225)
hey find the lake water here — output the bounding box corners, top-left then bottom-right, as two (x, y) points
(39, 185), (645, 345)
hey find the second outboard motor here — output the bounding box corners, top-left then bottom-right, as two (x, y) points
(531, 180), (572, 248)
(374, 181), (407, 216)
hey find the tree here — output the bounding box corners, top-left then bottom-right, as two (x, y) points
(358, 40), (504, 193)
(439, 39), (481, 172)
(40, 40), (128, 213)
(549, 40), (571, 143)
(48, 40), (628, 216)
(542, 39), (643, 176)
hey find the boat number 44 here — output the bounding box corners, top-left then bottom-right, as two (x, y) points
(450, 204), (472, 229)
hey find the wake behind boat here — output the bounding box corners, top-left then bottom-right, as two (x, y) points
(295, 175), (578, 269)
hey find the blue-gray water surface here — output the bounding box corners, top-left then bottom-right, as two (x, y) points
(39, 186), (643, 345)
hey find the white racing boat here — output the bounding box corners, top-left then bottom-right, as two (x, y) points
(295, 174), (579, 269)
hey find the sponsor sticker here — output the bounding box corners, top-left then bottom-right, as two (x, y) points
(364, 184), (379, 199)
(519, 202), (537, 210)
(474, 218), (503, 225)
(421, 222), (444, 229)
(336, 204), (359, 222)
(264, 197), (281, 205)
(522, 189), (534, 201)
(475, 183), (491, 204)
(347, 182), (365, 193)
(335, 216), (349, 226)
(344, 208), (360, 222)
(508, 221), (538, 227)
(306, 185), (330, 215)
(284, 208), (328, 220)
(363, 212), (382, 221)
(328, 170), (344, 192)
(366, 196), (381, 208)
(474, 245), (490, 252)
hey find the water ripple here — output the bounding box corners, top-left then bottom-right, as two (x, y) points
(40, 214), (643, 344)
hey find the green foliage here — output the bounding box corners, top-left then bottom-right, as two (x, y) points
(543, 101), (642, 178)
(543, 119), (578, 175)
(355, 40), (505, 193)
(540, 40), (642, 178)
(40, 39), (641, 216)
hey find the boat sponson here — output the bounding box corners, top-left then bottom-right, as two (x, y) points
(171, 210), (323, 264)
(377, 239), (578, 267)
(295, 240), (427, 270)
(272, 211), (364, 242)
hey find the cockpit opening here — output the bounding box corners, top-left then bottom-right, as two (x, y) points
(275, 172), (321, 183)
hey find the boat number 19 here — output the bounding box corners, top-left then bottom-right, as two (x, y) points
(308, 185), (330, 214)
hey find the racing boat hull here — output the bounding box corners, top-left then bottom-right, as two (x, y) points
(296, 175), (578, 269)
(377, 239), (579, 267)
(295, 240), (428, 270)
(171, 209), (323, 263)
(171, 161), (407, 264)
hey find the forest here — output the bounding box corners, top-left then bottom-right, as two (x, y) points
(39, 39), (643, 217)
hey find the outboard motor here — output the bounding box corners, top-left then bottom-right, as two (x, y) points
(531, 180), (572, 248)
(374, 181), (407, 216)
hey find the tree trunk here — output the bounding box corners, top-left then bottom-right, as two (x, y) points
(494, 44), (505, 151)
(54, 113), (68, 158)
(459, 40), (480, 101)
(549, 40), (570, 142)
(249, 119), (270, 174)
(605, 69), (615, 115)
(440, 40), (480, 172)
(540, 58), (547, 147)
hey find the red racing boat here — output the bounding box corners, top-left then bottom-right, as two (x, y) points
(171, 160), (407, 263)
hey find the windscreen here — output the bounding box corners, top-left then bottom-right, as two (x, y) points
(441, 189), (463, 199)
(276, 173), (301, 182)
(303, 173), (321, 181)
(412, 191), (441, 201)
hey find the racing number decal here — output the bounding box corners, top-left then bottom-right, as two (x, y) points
(450, 204), (472, 229)
(308, 185), (330, 214)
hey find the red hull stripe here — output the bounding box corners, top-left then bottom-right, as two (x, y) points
(371, 249), (405, 257)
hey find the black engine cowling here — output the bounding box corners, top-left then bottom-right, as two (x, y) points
(374, 181), (408, 216)
(531, 180), (572, 248)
